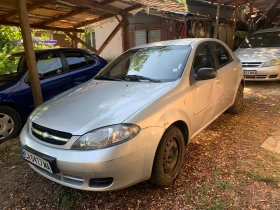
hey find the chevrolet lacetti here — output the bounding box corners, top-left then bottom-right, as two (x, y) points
(20, 39), (244, 191)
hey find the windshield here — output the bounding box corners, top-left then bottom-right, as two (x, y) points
(95, 45), (191, 82)
(0, 54), (26, 81)
(240, 32), (280, 48)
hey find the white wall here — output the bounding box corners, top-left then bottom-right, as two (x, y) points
(95, 19), (123, 60)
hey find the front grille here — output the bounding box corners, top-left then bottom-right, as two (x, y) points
(32, 123), (72, 145)
(244, 75), (267, 79)
(242, 62), (262, 67)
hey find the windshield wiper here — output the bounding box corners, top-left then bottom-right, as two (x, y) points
(94, 76), (122, 81)
(125, 75), (161, 83)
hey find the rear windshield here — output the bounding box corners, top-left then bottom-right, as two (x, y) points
(240, 32), (280, 48)
(0, 54), (26, 81)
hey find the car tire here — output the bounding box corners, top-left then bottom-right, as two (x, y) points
(0, 106), (22, 144)
(149, 126), (185, 186)
(228, 84), (244, 114)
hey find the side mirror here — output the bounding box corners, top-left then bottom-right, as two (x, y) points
(25, 73), (44, 84)
(196, 68), (218, 81)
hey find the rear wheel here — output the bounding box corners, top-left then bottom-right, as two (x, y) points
(149, 126), (185, 186)
(0, 106), (22, 144)
(228, 84), (244, 114)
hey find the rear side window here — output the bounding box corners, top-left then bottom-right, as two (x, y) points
(37, 53), (63, 79)
(64, 51), (88, 71)
(210, 43), (232, 67)
(85, 54), (96, 65)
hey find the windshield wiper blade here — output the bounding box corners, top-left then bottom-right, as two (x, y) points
(94, 76), (122, 81)
(125, 75), (161, 83)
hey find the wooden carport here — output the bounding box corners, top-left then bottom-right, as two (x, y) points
(0, 0), (150, 107)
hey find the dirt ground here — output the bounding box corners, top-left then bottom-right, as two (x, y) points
(0, 81), (280, 210)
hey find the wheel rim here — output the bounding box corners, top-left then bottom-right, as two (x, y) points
(163, 136), (182, 179)
(0, 113), (14, 139)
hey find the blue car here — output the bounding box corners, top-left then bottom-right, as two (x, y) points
(0, 48), (107, 143)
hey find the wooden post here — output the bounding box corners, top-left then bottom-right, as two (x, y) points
(232, 0), (238, 50)
(248, 0), (254, 34)
(121, 13), (129, 52)
(16, 0), (43, 107)
(214, 0), (222, 39)
(72, 32), (78, 48)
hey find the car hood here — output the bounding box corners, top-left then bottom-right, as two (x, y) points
(234, 47), (280, 63)
(32, 80), (174, 135)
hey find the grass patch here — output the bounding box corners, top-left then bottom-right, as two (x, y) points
(248, 172), (280, 184)
(53, 186), (73, 210)
(218, 180), (233, 190)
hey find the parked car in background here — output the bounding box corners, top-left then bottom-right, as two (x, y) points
(20, 39), (244, 191)
(0, 48), (107, 143)
(235, 27), (280, 81)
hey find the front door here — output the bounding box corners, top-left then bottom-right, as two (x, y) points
(190, 43), (222, 135)
(17, 52), (70, 114)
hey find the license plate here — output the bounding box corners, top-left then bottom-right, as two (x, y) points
(21, 148), (53, 173)
(243, 70), (256, 75)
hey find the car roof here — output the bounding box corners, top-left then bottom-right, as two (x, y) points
(253, 27), (280, 34)
(11, 47), (87, 56)
(131, 38), (223, 49)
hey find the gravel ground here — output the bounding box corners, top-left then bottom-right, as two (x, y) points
(0, 82), (280, 210)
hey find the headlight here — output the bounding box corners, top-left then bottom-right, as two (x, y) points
(26, 106), (43, 131)
(262, 59), (280, 67)
(71, 124), (140, 150)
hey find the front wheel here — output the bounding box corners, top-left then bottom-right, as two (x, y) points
(228, 84), (244, 114)
(149, 126), (185, 186)
(0, 106), (22, 144)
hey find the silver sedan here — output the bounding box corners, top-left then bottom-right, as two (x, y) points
(20, 38), (244, 191)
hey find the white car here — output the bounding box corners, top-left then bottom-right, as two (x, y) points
(235, 27), (280, 81)
(20, 38), (244, 191)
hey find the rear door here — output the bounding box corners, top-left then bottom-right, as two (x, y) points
(209, 42), (237, 109)
(62, 50), (99, 87)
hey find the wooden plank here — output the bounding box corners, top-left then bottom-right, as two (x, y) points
(123, 4), (142, 12)
(1, 0), (55, 20)
(214, 0), (222, 39)
(16, 0), (43, 107)
(41, 8), (90, 25)
(97, 22), (122, 55)
(0, 20), (84, 32)
(74, 13), (114, 28)
(64, 32), (98, 53)
(121, 13), (129, 52)
(100, 0), (118, 5)
(60, 0), (121, 15)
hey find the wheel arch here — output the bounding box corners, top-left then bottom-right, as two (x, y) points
(170, 120), (189, 145)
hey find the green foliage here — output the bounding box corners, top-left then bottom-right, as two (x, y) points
(0, 26), (55, 75)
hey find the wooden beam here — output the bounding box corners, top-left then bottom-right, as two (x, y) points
(123, 4), (142, 12)
(97, 22), (122, 55)
(231, 0), (238, 49)
(61, 0), (121, 15)
(74, 14), (114, 28)
(214, 0), (222, 38)
(41, 8), (90, 26)
(0, 20), (84, 32)
(1, 0), (55, 20)
(264, 8), (280, 28)
(64, 32), (98, 53)
(121, 13), (129, 52)
(100, 0), (118, 5)
(72, 32), (78, 48)
(16, 0), (43, 107)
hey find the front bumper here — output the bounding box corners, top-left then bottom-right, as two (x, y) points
(242, 66), (280, 81)
(20, 125), (165, 191)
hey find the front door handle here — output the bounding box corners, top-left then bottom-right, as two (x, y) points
(215, 76), (221, 82)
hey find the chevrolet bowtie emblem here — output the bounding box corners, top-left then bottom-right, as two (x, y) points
(42, 132), (49, 138)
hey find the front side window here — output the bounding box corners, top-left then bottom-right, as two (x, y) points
(96, 45), (191, 82)
(210, 43), (231, 66)
(240, 32), (280, 48)
(36, 53), (63, 79)
(193, 45), (215, 74)
(64, 51), (88, 71)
